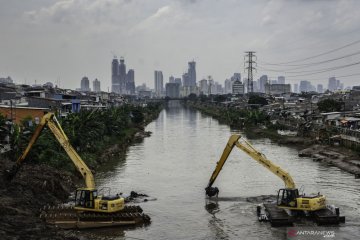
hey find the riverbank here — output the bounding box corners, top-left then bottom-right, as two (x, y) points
(299, 145), (360, 177)
(186, 100), (360, 177)
(0, 103), (163, 240)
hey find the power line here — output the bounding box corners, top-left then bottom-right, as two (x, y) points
(286, 60), (360, 77)
(258, 58), (360, 76)
(261, 39), (360, 65)
(258, 50), (360, 70)
(286, 72), (360, 82)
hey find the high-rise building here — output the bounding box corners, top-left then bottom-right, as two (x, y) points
(112, 57), (135, 94)
(299, 80), (311, 92)
(215, 82), (223, 95)
(328, 77), (337, 91)
(119, 57), (126, 94)
(317, 84), (323, 93)
(232, 80), (244, 95)
(339, 83), (344, 90)
(224, 79), (232, 94)
(174, 78), (182, 86)
(207, 76), (215, 95)
(199, 79), (208, 95)
(231, 73), (241, 81)
(93, 78), (101, 92)
(165, 83), (180, 98)
(169, 75), (175, 83)
(278, 76), (285, 84)
(187, 60), (196, 87)
(182, 73), (190, 87)
(259, 75), (268, 93)
(80, 76), (90, 92)
(111, 58), (120, 93)
(253, 79), (259, 92)
(294, 84), (298, 93)
(126, 69), (135, 94)
(154, 71), (163, 97)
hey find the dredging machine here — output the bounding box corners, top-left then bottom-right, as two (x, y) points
(205, 134), (345, 226)
(7, 112), (150, 229)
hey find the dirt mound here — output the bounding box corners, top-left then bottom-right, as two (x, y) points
(0, 158), (79, 240)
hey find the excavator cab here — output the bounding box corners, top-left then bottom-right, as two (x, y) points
(75, 188), (97, 209)
(277, 188), (299, 208)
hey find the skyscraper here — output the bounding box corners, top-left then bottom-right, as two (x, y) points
(112, 57), (135, 94)
(154, 71), (163, 97)
(187, 61), (196, 87)
(93, 78), (101, 92)
(259, 75), (268, 93)
(182, 73), (190, 87)
(200, 79), (208, 95)
(317, 84), (323, 93)
(119, 57), (126, 94)
(174, 78), (182, 86)
(231, 73), (241, 81)
(224, 79), (232, 94)
(299, 80), (311, 92)
(169, 75), (175, 83)
(294, 84), (298, 93)
(328, 77), (337, 92)
(126, 69), (135, 94)
(111, 58), (120, 93)
(165, 83), (180, 98)
(80, 76), (90, 92)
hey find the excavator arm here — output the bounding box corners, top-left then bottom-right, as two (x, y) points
(206, 134), (295, 197)
(8, 112), (95, 189)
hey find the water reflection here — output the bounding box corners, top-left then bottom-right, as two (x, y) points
(205, 200), (219, 214)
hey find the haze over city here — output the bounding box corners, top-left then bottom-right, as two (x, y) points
(1, 0), (360, 90)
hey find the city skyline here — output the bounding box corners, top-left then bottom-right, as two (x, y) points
(1, 0), (360, 90)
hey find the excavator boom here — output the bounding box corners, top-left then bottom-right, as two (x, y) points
(10, 112), (95, 189)
(206, 134), (295, 191)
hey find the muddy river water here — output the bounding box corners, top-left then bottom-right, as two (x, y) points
(93, 101), (359, 240)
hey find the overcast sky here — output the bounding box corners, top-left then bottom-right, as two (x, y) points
(1, 0), (360, 90)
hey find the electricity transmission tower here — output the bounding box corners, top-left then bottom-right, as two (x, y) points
(244, 51), (256, 93)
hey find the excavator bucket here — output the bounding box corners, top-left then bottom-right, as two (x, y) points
(205, 187), (219, 197)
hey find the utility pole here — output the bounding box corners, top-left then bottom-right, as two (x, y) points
(244, 51), (256, 93)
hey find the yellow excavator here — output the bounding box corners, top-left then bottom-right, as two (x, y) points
(205, 134), (344, 226)
(7, 112), (150, 228)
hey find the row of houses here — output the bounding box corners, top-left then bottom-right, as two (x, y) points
(257, 89), (360, 148)
(0, 83), (127, 124)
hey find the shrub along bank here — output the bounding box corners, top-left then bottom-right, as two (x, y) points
(5, 102), (162, 173)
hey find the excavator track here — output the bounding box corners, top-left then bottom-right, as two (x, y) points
(40, 205), (151, 229)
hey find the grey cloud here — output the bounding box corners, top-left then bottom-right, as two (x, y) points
(1, 0), (360, 89)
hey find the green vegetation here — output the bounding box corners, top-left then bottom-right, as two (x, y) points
(186, 99), (269, 128)
(248, 95), (268, 106)
(8, 103), (162, 173)
(317, 98), (343, 112)
(0, 113), (5, 126)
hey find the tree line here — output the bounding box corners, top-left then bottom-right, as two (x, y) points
(1, 103), (162, 172)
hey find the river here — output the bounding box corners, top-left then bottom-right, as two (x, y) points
(92, 101), (359, 240)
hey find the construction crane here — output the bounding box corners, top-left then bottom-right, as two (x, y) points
(7, 112), (150, 228)
(205, 134), (345, 226)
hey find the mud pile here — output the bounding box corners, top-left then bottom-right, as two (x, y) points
(0, 158), (79, 240)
